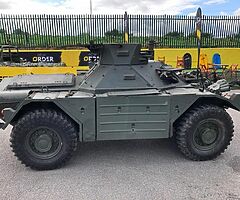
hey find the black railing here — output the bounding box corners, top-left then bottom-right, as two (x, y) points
(0, 14), (239, 48)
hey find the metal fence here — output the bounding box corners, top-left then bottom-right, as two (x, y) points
(0, 13), (239, 49)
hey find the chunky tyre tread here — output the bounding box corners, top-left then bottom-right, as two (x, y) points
(175, 105), (234, 161)
(10, 109), (78, 170)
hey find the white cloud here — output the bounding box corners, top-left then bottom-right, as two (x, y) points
(0, 0), (11, 9)
(0, 0), (199, 15)
(234, 8), (240, 15)
(94, 0), (199, 15)
(220, 11), (228, 15)
(0, 0), (90, 14)
(188, 11), (196, 16)
(203, 0), (227, 5)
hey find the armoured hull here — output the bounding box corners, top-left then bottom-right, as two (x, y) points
(0, 44), (239, 170)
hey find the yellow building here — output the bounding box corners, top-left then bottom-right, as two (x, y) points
(0, 48), (239, 79)
(154, 48), (240, 68)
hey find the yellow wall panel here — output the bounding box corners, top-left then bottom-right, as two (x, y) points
(0, 66), (80, 78)
(1, 48), (240, 79)
(154, 48), (240, 68)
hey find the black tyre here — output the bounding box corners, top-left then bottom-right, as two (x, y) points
(10, 109), (78, 170)
(175, 105), (234, 161)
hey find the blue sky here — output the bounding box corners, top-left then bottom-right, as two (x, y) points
(0, 0), (239, 15)
(182, 0), (240, 15)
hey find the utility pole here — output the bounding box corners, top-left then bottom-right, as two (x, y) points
(124, 12), (129, 43)
(196, 7), (204, 91)
(88, 0), (93, 44)
(90, 0), (93, 15)
(196, 7), (202, 73)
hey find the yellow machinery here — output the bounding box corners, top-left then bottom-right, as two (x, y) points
(0, 66), (85, 79)
(0, 46), (240, 79)
(0, 46), (90, 79)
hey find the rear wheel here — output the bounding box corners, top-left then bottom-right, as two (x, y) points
(10, 109), (78, 170)
(175, 105), (234, 161)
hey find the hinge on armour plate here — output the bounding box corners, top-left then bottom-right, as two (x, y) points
(41, 86), (49, 93)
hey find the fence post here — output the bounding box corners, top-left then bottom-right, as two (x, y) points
(124, 11), (129, 43)
(0, 13), (239, 48)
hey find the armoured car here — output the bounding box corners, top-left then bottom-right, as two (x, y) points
(0, 44), (239, 170)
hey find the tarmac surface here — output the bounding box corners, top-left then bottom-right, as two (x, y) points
(0, 109), (239, 200)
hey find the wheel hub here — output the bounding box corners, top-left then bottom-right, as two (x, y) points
(201, 128), (217, 145)
(193, 119), (221, 149)
(34, 134), (53, 153)
(26, 127), (62, 159)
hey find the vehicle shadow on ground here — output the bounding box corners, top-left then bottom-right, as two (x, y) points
(68, 139), (187, 169)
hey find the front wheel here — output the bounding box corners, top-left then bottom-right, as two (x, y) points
(175, 105), (234, 161)
(10, 109), (78, 170)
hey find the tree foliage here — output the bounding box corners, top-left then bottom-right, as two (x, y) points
(0, 29), (6, 34)
(13, 28), (28, 35)
(164, 31), (184, 38)
(105, 29), (122, 37)
(187, 32), (213, 38)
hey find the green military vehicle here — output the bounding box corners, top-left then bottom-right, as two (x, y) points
(0, 44), (239, 170)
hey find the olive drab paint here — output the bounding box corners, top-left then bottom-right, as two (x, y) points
(0, 43), (239, 170)
(0, 43), (240, 140)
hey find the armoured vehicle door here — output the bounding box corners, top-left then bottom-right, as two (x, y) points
(96, 92), (170, 140)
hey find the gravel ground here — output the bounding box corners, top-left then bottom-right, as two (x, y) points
(0, 109), (239, 200)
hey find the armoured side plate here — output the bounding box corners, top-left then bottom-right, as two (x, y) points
(96, 94), (170, 140)
(54, 92), (96, 141)
(7, 74), (75, 89)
